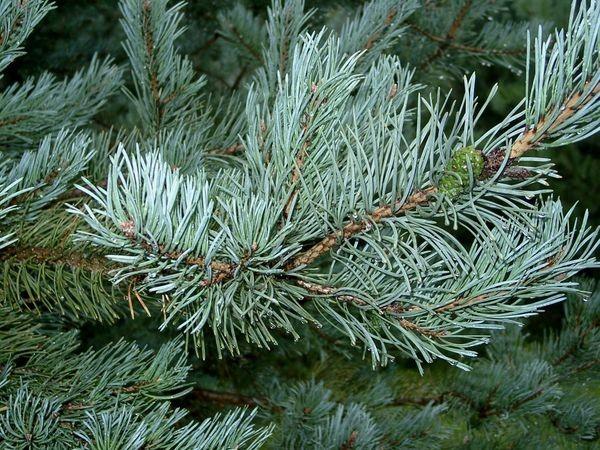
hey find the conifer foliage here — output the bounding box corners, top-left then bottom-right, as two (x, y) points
(0, 0), (599, 447)
(75, 0), (600, 367)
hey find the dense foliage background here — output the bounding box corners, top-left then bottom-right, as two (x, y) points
(2, 0), (597, 447)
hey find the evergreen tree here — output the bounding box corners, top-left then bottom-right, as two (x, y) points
(0, 0), (598, 447)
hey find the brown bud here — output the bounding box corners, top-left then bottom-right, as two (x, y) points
(120, 220), (136, 240)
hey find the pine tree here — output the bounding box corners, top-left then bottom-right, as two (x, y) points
(0, 0), (599, 447)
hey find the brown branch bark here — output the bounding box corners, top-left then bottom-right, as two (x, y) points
(197, 33), (220, 54)
(340, 431), (359, 450)
(145, 244), (237, 287)
(447, 0), (472, 40)
(0, 245), (111, 273)
(287, 187), (437, 270)
(117, 219), (238, 286)
(510, 81), (600, 158)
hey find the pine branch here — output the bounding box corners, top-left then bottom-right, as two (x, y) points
(410, 23), (525, 57)
(0, 315), (273, 448)
(121, 0), (206, 133)
(282, 84), (321, 221)
(219, 26), (263, 63)
(190, 387), (266, 409)
(116, 224), (238, 287)
(0, 245), (110, 273)
(0, 241), (123, 321)
(338, 0), (418, 67)
(363, 7), (397, 51)
(73, 0), (600, 367)
(296, 280), (445, 339)
(420, 0), (472, 68)
(0, 59), (122, 149)
(141, 0), (161, 113)
(217, 3), (266, 68)
(510, 81), (600, 158)
(0, 1), (30, 45)
(0, 0), (54, 72)
(287, 187), (436, 269)
(289, 41), (599, 272)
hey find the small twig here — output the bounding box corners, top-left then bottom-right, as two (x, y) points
(282, 89), (319, 221)
(297, 280), (446, 339)
(209, 143), (244, 156)
(447, 0), (472, 40)
(141, 0), (166, 129)
(219, 27), (262, 63)
(197, 33), (220, 54)
(191, 387), (267, 409)
(134, 285), (150, 316)
(116, 380), (151, 394)
(419, 0), (472, 69)
(364, 7), (397, 51)
(410, 24), (525, 57)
